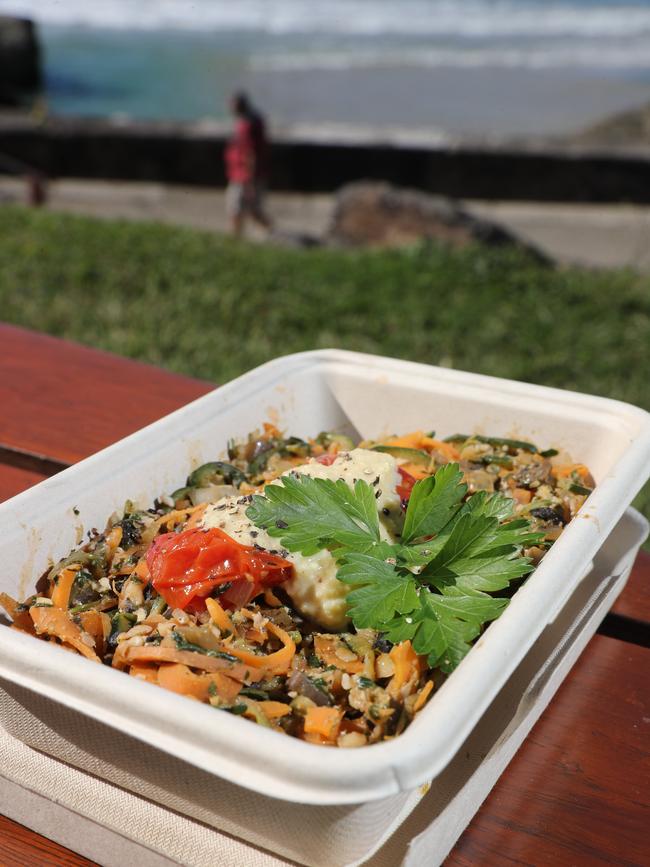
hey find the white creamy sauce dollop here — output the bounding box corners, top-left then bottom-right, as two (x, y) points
(201, 448), (400, 629)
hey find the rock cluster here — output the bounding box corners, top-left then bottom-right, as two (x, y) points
(327, 181), (545, 260)
(0, 16), (41, 107)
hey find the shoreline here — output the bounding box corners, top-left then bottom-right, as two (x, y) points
(29, 18), (650, 138)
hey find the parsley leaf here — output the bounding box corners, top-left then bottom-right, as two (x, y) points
(384, 588), (509, 672)
(246, 474), (380, 556)
(383, 595), (479, 672)
(420, 511), (541, 592)
(400, 463), (466, 544)
(246, 460), (543, 673)
(338, 554), (419, 627)
(469, 518), (545, 557)
(423, 513), (499, 568)
(460, 490), (516, 521)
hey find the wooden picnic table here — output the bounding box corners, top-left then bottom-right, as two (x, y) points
(0, 324), (648, 867)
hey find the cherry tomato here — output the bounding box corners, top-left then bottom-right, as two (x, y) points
(146, 527), (293, 611)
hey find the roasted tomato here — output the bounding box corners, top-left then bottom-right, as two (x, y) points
(147, 527), (292, 611)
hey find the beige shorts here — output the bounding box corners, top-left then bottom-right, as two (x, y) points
(226, 182), (266, 217)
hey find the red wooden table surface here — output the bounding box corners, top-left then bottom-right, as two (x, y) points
(0, 324), (648, 867)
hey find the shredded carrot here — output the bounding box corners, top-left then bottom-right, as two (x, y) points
(238, 608), (269, 643)
(512, 488), (532, 505)
(420, 437), (461, 461)
(205, 597), (235, 635)
(259, 700), (292, 719)
(384, 431), (424, 449)
(50, 565), (80, 609)
(134, 558), (150, 581)
(303, 732), (330, 745)
(0, 592), (36, 634)
(263, 422), (282, 439)
(185, 503), (209, 529)
(114, 549), (141, 575)
(552, 463), (590, 480)
(149, 504), (207, 536)
(105, 525), (123, 554)
(128, 662), (159, 684)
(112, 644), (249, 679)
(0, 592), (21, 619)
(157, 663), (242, 702)
(413, 680), (434, 712)
(29, 606), (100, 662)
(224, 622), (296, 675)
(314, 634), (364, 674)
(387, 640), (421, 698)
(304, 706), (344, 742)
(78, 610), (111, 656)
(263, 587), (283, 607)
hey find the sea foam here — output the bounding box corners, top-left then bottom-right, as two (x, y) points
(2, 0), (650, 41)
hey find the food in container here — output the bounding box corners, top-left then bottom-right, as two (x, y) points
(0, 423), (596, 749)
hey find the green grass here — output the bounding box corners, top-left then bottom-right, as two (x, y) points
(1, 204), (649, 534)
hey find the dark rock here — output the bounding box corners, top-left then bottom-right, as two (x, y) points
(0, 16), (42, 106)
(327, 181), (550, 262)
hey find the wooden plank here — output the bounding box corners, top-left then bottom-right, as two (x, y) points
(446, 634), (650, 867)
(611, 550), (650, 625)
(0, 464), (47, 502)
(0, 814), (96, 867)
(0, 324), (212, 465)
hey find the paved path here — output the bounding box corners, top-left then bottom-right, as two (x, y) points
(466, 199), (650, 271)
(2, 177), (649, 270)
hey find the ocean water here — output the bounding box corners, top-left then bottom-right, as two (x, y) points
(2, 0), (650, 137)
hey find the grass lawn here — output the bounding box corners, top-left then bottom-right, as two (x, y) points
(1, 204), (649, 530)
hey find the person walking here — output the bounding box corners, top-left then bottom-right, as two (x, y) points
(224, 92), (272, 237)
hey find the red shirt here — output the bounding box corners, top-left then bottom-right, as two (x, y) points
(225, 114), (269, 184)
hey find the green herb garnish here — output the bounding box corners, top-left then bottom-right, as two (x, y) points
(247, 465), (543, 674)
(172, 631), (239, 662)
(246, 473), (381, 555)
(569, 482), (593, 496)
(227, 703), (248, 715)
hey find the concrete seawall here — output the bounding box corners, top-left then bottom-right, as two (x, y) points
(2, 116), (650, 203)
